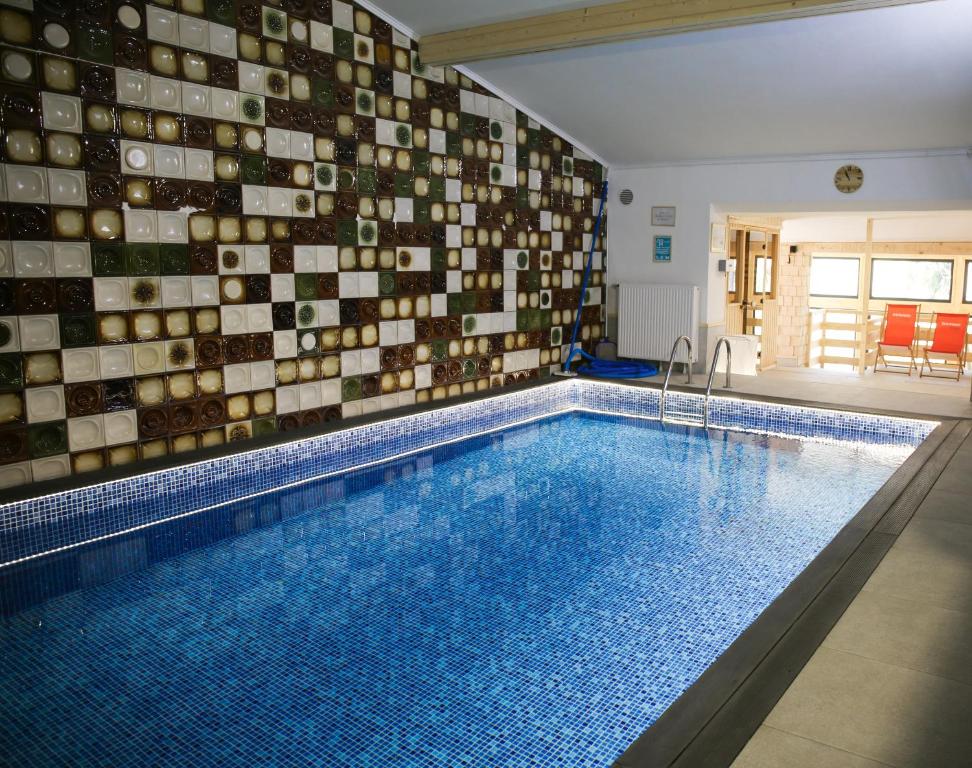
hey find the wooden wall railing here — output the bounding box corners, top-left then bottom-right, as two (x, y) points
(807, 308), (972, 372)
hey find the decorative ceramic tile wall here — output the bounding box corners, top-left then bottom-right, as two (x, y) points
(0, 0), (607, 488)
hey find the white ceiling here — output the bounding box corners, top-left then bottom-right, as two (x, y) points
(368, 0), (972, 167)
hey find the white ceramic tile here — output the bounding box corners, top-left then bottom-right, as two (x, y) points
(25, 384), (65, 423)
(104, 410), (138, 446)
(185, 148), (214, 181)
(12, 241), (54, 277)
(161, 276), (191, 307)
(265, 127), (290, 157)
(338, 272), (359, 298)
(310, 21), (332, 52)
(41, 92), (82, 133)
(94, 277), (130, 311)
(267, 186), (291, 216)
(238, 61), (265, 94)
(18, 315), (60, 351)
(291, 131), (314, 161)
(250, 360), (275, 390)
(157, 211), (189, 243)
(68, 415), (105, 451)
(191, 275), (220, 306)
(146, 6), (179, 43)
(61, 347), (100, 383)
(299, 381), (321, 409)
(210, 88), (238, 121)
(271, 273), (295, 302)
(209, 23), (236, 58)
(123, 209), (158, 243)
(31, 454), (70, 482)
(116, 68), (150, 106)
(154, 144), (185, 178)
(181, 83), (211, 117)
(321, 379), (341, 406)
(317, 245), (337, 272)
(178, 14), (209, 51)
(5, 165), (48, 204)
(244, 244), (270, 273)
(132, 341), (165, 375)
(99, 345), (134, 379)
(224, 363), (250, 394)
(318, 299), (339, 326)
(276, 383), (299, 413)
(241, 185), (267, 216)
(47, 168), (86, 206)
(273, 329), (297, 359)
(220, 304), (247, 334)
(0, 463), (31, 490)
(246, 303), (272, 333)
(332, 0), (353, 30)
(150, 76), (182, 111)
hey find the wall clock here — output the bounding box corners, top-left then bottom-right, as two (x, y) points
(834, 164), (864, 194)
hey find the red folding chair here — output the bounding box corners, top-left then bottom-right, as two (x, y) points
(875, 304), (920, 375)
(920, 312), (969, 380)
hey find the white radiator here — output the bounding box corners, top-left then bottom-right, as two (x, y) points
(617, 283), (700, 363)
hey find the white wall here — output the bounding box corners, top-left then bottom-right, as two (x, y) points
(608, 150), (972, 360)
(781, 212), (972, 242)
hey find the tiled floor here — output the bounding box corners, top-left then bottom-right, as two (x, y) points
(731, 428), (972, 768)
(651, 365), (972, 419)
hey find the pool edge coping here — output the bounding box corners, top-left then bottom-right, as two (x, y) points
(614, 414), (972, 768)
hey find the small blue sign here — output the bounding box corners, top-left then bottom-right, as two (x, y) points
(653, 235), (672, 262)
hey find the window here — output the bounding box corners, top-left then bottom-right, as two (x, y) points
(810, 256), (860, 298)
(727, 257), (737, 294)
(754, 256), (773, 294)
(870, 259), (953, 302)
(965, 260), (972, 303)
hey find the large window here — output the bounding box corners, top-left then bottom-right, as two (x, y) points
(870, 259), (953, 302)
(965, 260), (972, 303)
(754, 256), (773, 294)
(810, 256), (860, 297)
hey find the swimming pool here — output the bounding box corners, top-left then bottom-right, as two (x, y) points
(0, 381), (936, 767)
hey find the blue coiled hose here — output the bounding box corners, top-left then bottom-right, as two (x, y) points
(562, 181), (659, 379)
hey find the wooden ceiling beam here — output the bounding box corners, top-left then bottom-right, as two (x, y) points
(419, 0), (931, 66)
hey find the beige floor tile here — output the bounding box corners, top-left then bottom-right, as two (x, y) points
(731, 726), (893, 768)
(765, 647), (972, 768)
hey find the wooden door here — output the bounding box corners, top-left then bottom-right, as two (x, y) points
(726, 224), (780, 371)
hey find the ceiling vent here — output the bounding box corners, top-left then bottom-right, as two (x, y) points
(618, 189), (634, 206)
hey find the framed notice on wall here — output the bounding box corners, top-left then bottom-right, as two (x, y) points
(653, 235), (672, 262)
(651, 206), (676, 226)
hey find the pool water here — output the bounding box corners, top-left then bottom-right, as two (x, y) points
(0, 412), (911, 767)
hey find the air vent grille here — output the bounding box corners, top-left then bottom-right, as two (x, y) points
(619, 189), (634, 205)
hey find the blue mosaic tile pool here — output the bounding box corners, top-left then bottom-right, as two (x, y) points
(0, 410), (913, 767)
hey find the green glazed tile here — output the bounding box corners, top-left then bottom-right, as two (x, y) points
(126, 243), (159, 276)
(516, 111), (528, 128)
(462, 315), (476, 334)
(341, 376), (361, 402)
(527, 128), (540, 149)
(77, 25), (113, 64)
(540, 309), (552, 328)
(159, 244), (189, 275)
(378, 272), (396, 296)
(412, 151), (430, 176)
(462, 358), (476, 379)
(461, 292), (475, 314)
(526, 272), (540, 291)
(337, 220), (357, 246)
(431, 340), (447, 362)
(516, 311), (529, 332)
(252, 416), (276, 437)
(431, 249), (447, 271)
(337, 168), (355, 190)
(516, 147), (530, 167)
(527, 309), (541, 331)
(59, 314), (96, 348)
(241, 155), (267, 184)
(428, 177), (445, 202)
(357, 167), (376, 195)
(413, 200), (430, 225)
(294, 273), (317, 300)
(446, 294), (462, 315)
(445, 132), (460, 157)
(93, 243), (125, 276)
(28, 421), (67, 458)
(333, 29), (354, 60)
(311, 78), (334, 108)
(393, 173), (412, 197)
(516, 188), (529, 209)
(460, 113), (476, 137)
(550, 327), (562, 346)
(206, 0), (236, 24)
(0, 354), (23, 390)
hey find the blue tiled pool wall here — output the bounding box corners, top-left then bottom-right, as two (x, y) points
(0, 379), (936, 566)
(571, 380), (936, 447)
(0, 383), (570, 566)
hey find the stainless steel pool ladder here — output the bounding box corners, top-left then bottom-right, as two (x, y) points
(703, 337), (732, 428)
(660, 335), (732, 427)
(659, 335), (694, 423)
